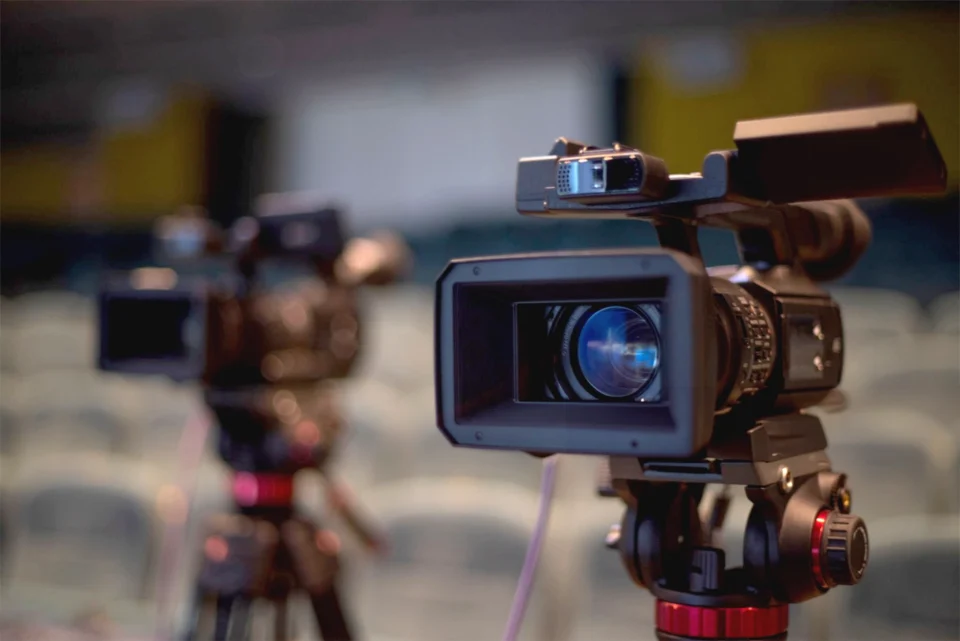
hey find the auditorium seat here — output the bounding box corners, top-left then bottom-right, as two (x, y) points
(15, 370), (137, 457)
(840, 333), (959, 407)
(7, 319), (96, 375)
(2, 452), (163, 631)
(351, 477), (552, 641)
(564, 499), (657, 641)
(828, 287), (924, 342)
(6, 291), (94, 326)
(338, 377), (417, 489)
(928, 290), (959, 334)
(826, 514), (959, 641)
(823, 408), (956, 518)
(855, 366), (960, 429)
(358, 286), (434, 392)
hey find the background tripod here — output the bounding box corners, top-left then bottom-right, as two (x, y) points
(186, 509), (352, 641)
(606, 413), (869, 641)
(182, 385), (384, 641)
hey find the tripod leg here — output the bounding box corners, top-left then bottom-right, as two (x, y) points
(213, 595), (253, 641)
(181, 589), (216, 641)
(309, 584), (353, 641)
(273, 597), (289, 641)
(281, 518), (355, 641)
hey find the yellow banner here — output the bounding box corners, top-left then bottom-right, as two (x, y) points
(628, 12), (959, 185)
(1, 89), (208, 224)
(101, 89), (208, 218)
(0, 144), (71, 220)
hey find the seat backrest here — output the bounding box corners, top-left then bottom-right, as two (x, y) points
(8, 290), (93, 323)
(6, 452), (161, 600)
(829, 287), (924, 336)
(129, 377), (203, 462)
(16, 384), (135, 457)
(833, 514), (959, 640)
(357, 286), (434, 391)
(351, 478), (547, 641)
(17, 370), (129, 413)
(8, 320), (97, 374)
(337, 378), (419, 487)
(15, 371), (138, 449)
(928, 290), (959, 334)
(841, 334), (959, 397)
(0, 327), (15, 373)
(824, 408), (957, 517)
(856, 368), (960, 428)
(950, 433), (960, 513)
(0, 406), (19, 458)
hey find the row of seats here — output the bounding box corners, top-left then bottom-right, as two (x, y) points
(4, 452), (956, 641)
(2, 398), (958, 638)
(828, 287), (959, 336)
(1, 287), (958, 375)
(1, 334), (957, 471)
(2, 285), (957, 327)
(1, 286), (957, 639)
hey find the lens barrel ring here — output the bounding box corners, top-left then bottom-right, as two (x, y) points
(714, 290), (777, 408)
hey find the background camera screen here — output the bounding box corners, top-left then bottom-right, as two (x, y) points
(104, 297), (198, 363)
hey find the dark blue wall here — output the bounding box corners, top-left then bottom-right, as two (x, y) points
(2, 193), (957, 306)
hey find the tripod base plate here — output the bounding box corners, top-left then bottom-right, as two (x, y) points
(657, 633), (787, 641)
(656, 600), (788, 640)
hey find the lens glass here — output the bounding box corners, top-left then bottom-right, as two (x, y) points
(576, 306), (660, 398)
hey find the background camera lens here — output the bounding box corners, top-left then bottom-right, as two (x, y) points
(576, 305), (660, 398)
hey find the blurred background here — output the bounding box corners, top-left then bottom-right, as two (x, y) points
(0, 2), (958, 640)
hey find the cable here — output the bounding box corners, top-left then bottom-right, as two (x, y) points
(153, 406), (213, 641)
(501, 455), (560, 641)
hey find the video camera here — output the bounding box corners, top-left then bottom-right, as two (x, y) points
(436, 104), (947, 458)
(97, 197), (409, 639)
(99, 195), (409, 386)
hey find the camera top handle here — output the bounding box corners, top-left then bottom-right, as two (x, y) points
(517, 103), (946, 278)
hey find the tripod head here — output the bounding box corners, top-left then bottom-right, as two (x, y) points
(606, 415), (866, 640)
(433, 103), (947, 639)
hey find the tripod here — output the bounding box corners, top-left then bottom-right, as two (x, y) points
(183, 385), (382, 641)
(607, 412), (868, 641)
(186, 506), (351, 641)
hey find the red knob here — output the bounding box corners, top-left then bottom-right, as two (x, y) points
(811, 508), (869, 588)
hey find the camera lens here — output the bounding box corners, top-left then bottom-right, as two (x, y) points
(575, 306), (660, 398)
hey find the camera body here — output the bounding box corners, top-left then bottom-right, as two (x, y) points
(99, 271), (362, 386)
(436, 247), (843, 458)
(98, 198), (407, 387)
(436, 104), (947, 458)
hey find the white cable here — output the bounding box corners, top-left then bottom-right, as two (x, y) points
(153, 407), (213, 641)
(501, 455), (560, 641)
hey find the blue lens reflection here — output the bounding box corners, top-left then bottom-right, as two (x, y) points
(576, 306), (660, 398)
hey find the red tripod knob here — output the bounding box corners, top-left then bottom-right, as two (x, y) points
(811, 508), (869, 589)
